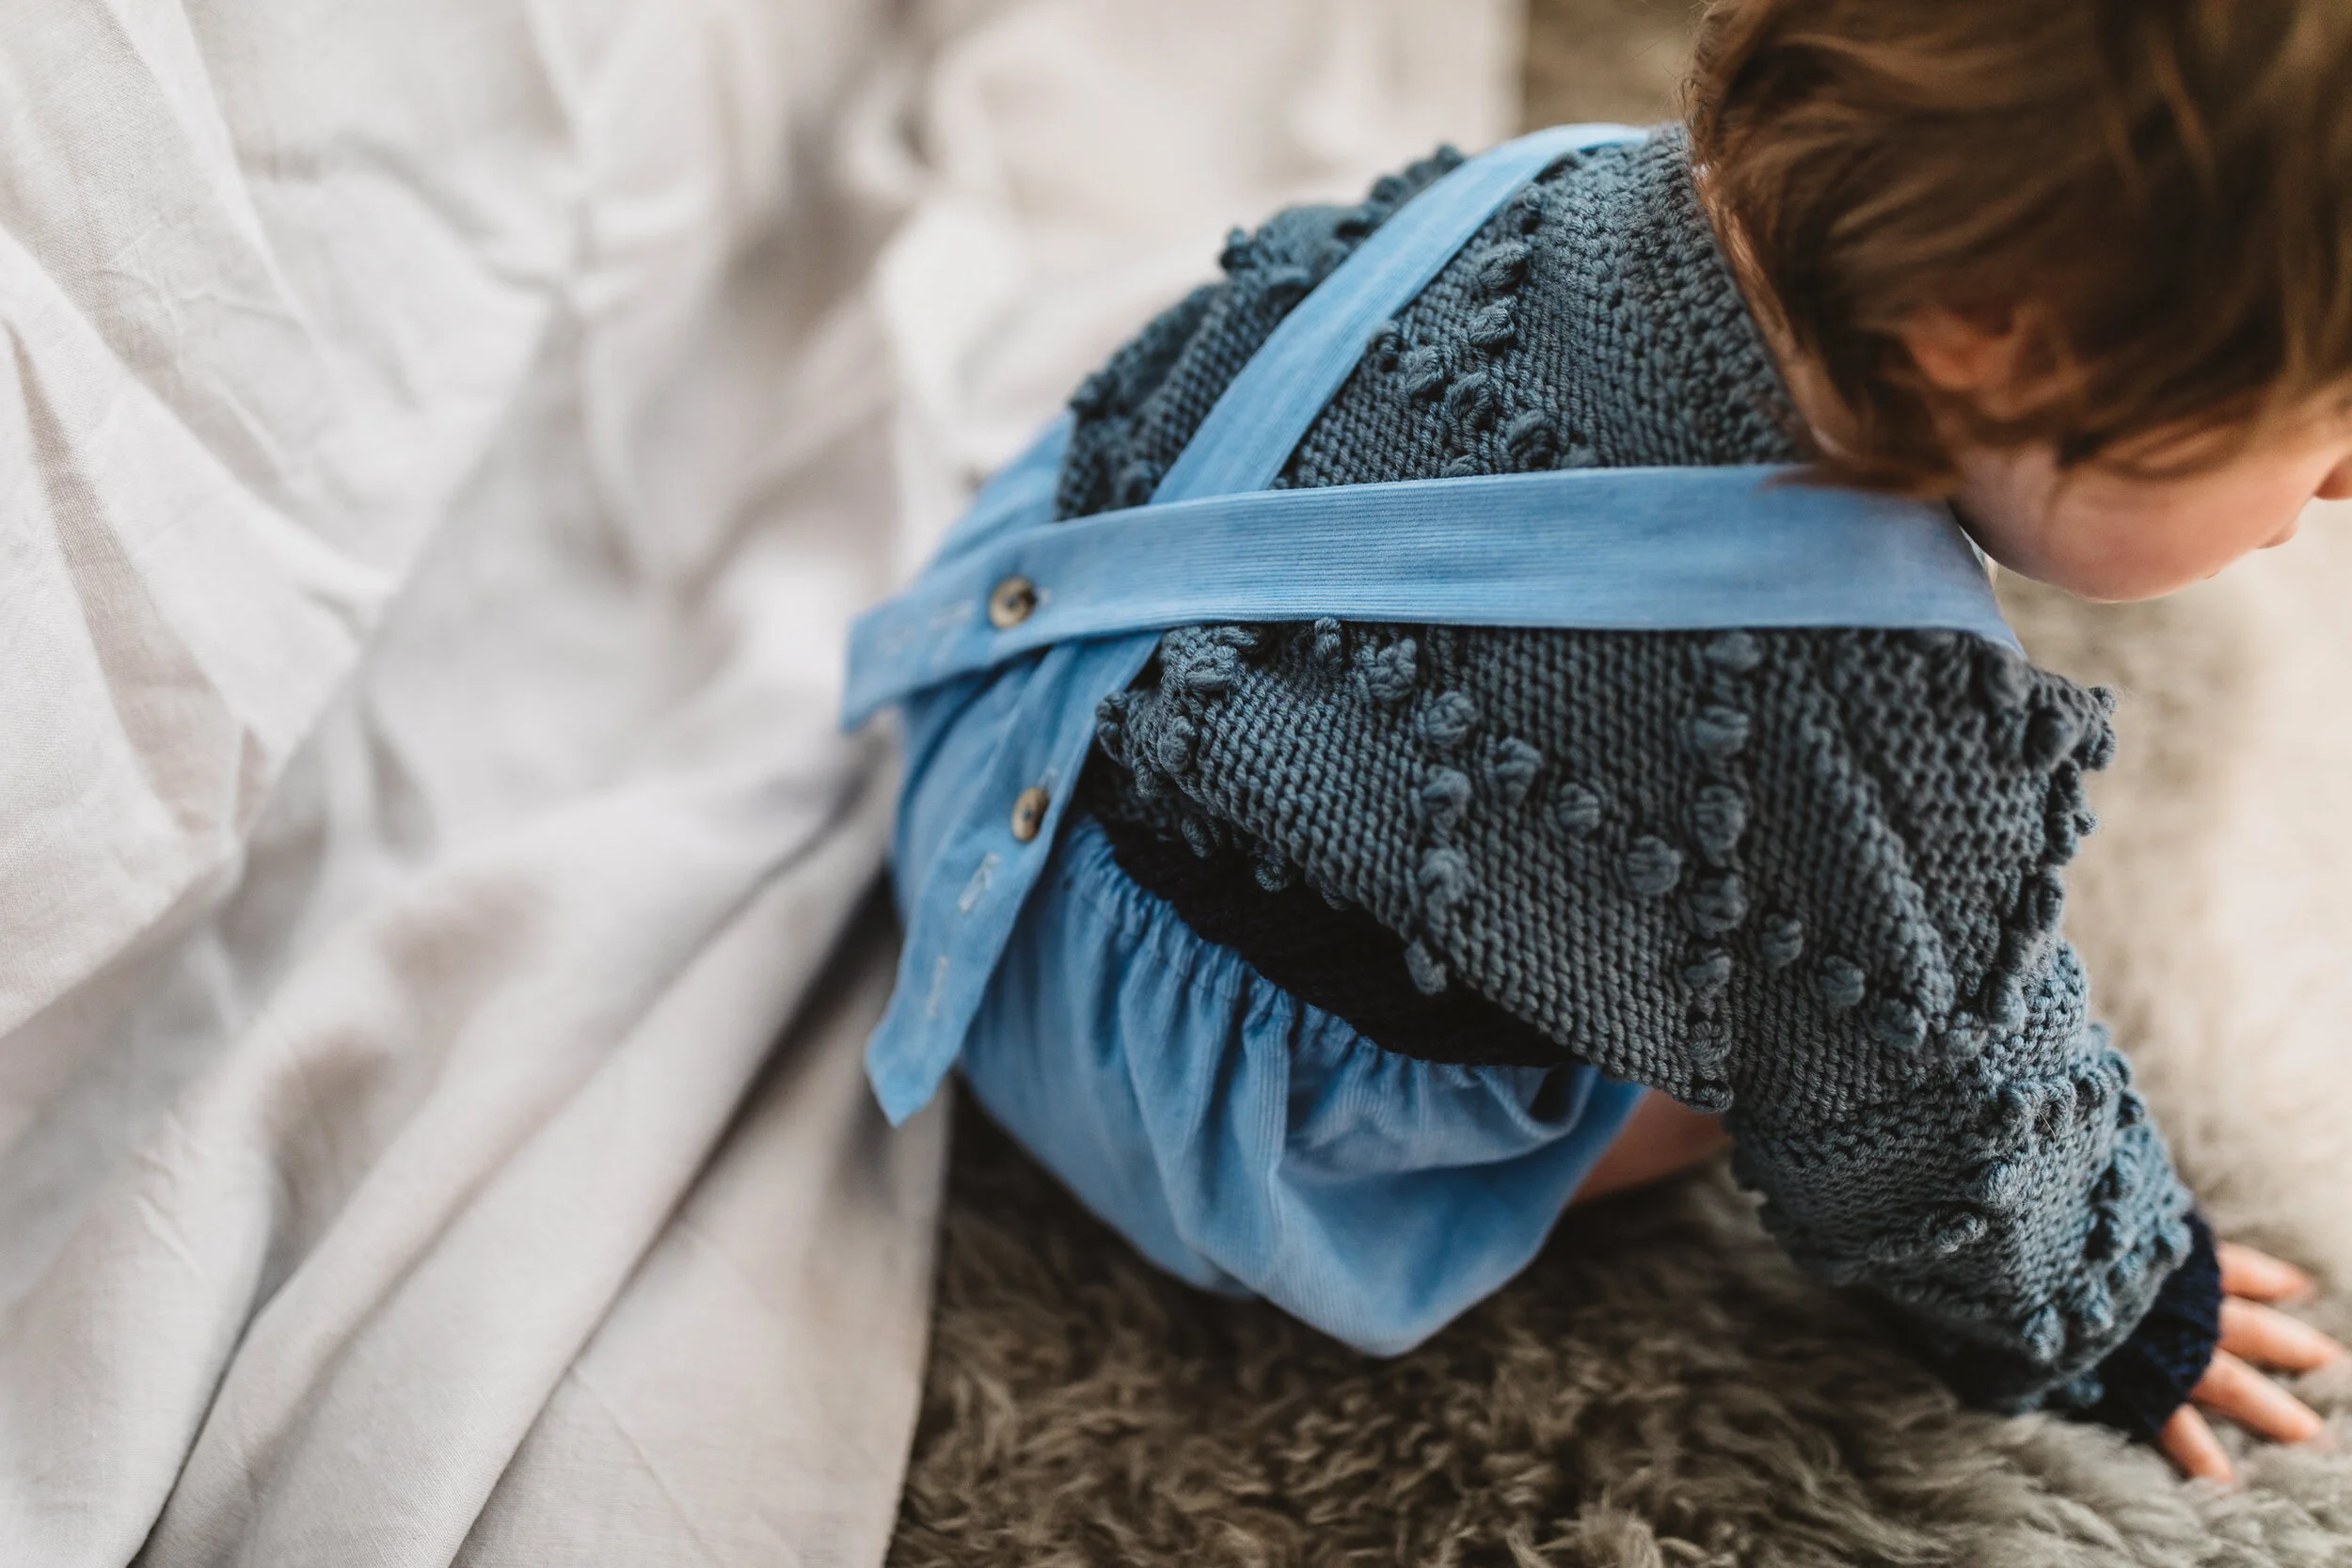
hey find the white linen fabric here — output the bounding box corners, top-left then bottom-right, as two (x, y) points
(0, 2), (1513, 1563)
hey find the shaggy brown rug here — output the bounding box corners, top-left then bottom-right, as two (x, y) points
(894, 1103), (2352, 1568)
(888, 7), (2352, 1561)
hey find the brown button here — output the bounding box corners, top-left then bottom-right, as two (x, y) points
(988, 576), (1038, 630)
(1009, 786), (1051, 843)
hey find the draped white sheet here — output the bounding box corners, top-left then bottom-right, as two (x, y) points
(0, 2), (1513, 1562)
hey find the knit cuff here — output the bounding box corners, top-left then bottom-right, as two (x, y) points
(2086, 1211), (2222, 1441)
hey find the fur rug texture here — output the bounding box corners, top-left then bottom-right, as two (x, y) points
(889, 6), (2352, 1560)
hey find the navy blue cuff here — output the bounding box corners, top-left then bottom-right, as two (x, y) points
(2087, 1211), (2222, 1441)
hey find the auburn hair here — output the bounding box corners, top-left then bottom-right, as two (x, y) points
(1687, 0), (2352, 493)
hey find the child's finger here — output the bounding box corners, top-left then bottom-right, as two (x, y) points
(2219, 1241), (2317, 1304)
(2159, 1405), (2234, 1482)
(2194, 1350), (2328, 1445)
(2220, 1299), (2344, 1373)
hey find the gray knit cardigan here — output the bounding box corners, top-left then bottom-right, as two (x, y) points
(1057, 128), (2210, 1422)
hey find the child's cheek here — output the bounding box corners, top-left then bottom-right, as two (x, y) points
(2061, 477), (2308, 599)
(1955, 436), (2344, 599)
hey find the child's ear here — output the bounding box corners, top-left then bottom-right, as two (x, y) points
(1899, 305), (2033, 399)
(2318, 453), (2352, 502)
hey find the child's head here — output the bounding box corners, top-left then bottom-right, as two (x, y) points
(1689, 0), (2352, 600)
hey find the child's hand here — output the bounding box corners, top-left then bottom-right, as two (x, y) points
(2158, 1243), (2343, 1482)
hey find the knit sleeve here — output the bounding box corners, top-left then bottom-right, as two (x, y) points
(1695, 631), (2202, 1414)
(1724, 925), (2201, 1416)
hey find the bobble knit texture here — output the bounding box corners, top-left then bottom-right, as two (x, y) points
(1060, 129), (2201, 1416)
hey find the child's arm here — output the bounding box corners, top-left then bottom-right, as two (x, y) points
(1722, 935), (2205, 1419)
(1694, 638), (2210, 1421)
(1691, 636), (2344, 1447)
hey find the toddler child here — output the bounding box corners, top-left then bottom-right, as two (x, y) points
(850, 0), (2352, 1481)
